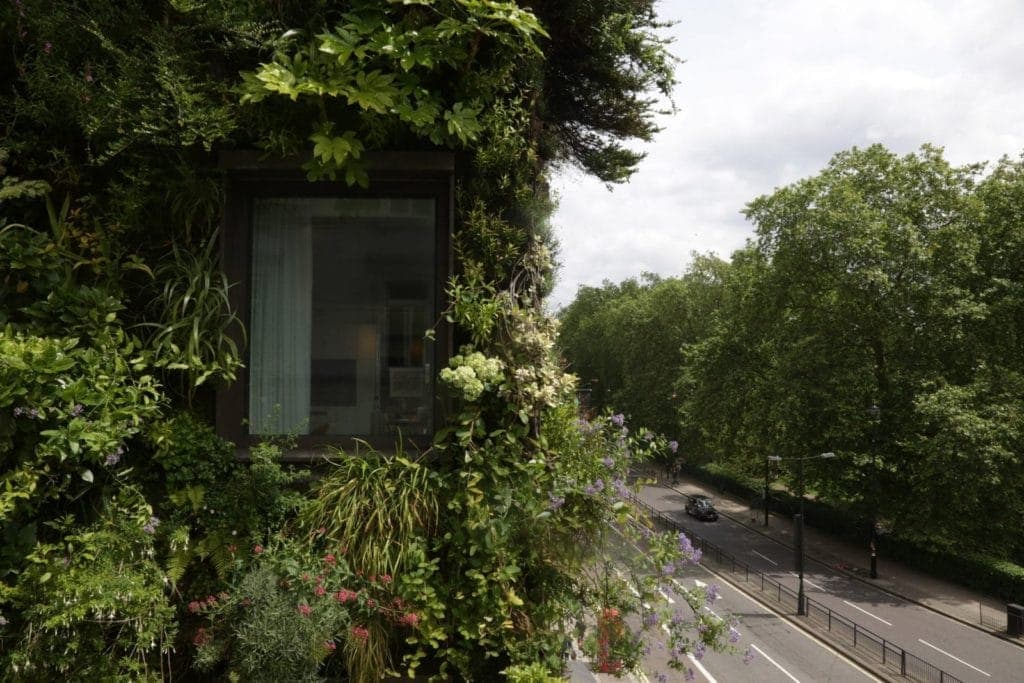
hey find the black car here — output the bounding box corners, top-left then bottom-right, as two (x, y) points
(685, 494), (719, 521)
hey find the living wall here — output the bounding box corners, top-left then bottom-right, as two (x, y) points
(1, 1), (739, 680)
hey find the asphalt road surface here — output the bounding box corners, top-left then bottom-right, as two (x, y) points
(578, 525), (882, 682)
(636, 485), (1024, 682)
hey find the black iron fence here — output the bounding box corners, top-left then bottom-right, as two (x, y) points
(628, 493), (964, 683)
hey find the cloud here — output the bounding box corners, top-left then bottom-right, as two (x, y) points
(547, 0), (1024, 310)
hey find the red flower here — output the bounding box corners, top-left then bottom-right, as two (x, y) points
(298, 603), (312, 617)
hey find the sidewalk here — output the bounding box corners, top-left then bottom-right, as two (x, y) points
(640, 471), (1021, 644)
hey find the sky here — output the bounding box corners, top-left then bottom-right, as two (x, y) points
(547, 0), (1024, 310)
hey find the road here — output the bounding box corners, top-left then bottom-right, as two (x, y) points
(571, 525), (881, 682)
(635, 484), (1024, 682)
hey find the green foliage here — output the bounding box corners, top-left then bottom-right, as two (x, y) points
(2, 491), (175, 680)
(142, 230), (245, 397)
(3, 0), (688, 678)
(302, 447), (441, 578)
(559, 144), (1024, 569)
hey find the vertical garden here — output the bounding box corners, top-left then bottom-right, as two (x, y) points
(1, 1), (736, 680)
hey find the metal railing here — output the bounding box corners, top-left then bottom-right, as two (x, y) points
(627, 492), (964, 683)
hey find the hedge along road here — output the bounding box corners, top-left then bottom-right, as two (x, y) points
(603, 523), (880, 682)
(634, 483), (1024, 683)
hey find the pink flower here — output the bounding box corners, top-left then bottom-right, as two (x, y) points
(193, 627), (211, 647)
(324, 553), (336, 566)
(227, 544), (237, 553)
(43, 41), (52, 54)
(366, 598), (376, 610)
(314, 585), (327, 597)
(324, 640), (337, 652)
(398, 612), (419, 628)
(334, 588), (357, 604)
(253, 544), (264, 554)
(379, 574), (392, 584)
(351, 625), (370, 643)
(298, 603), (312, 617)
(187, 600), (201, 614)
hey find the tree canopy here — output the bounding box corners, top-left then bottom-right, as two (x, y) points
(560, 144), (1024, 563)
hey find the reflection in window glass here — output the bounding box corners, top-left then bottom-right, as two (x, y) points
(249, 197), (435, 437)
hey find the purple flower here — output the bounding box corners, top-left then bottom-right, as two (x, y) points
(12, 407), (24, 417)
(694, 642), (706, 661)
(142, 516), (160, 535)
(584, 479), (604, 495)
(105, 446), (124, 467)
(643, 431), (654, 441)
(678, 532), (694, 554)
(601, 456), (615, 468)
(29, 408), (39, 419)
(643, 611), (660, 628)
(611, 478), (629, 498)
(43, 41), (52, 54)
(656, 673), (668, 683)
(71, 404), (84, 417)
(729, 626), (741, 643)
(548, 493), (565, 511)
(684, 668), (696, 681)
(706, 583), (720, 604)
(661, 563), (675, 576)
(610, 413), (625, 427)
(669, 440), (679, 453)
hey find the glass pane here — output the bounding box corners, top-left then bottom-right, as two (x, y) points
(249, 196), (435, 438)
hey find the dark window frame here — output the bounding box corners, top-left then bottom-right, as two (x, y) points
(216, 152), (454, 459)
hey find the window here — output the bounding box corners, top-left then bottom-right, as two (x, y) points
(217, 153), (453, 455)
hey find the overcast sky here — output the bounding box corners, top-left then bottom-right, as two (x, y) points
(547, 0), (1024, 310)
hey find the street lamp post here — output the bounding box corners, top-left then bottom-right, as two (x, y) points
(793, 451), (835, 616)
(868, 404), (881, 579)
(765, 455), (781, 527)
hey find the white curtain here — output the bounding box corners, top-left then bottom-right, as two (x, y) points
(249, 198), (312, 434)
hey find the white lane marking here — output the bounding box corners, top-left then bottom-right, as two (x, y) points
(688, 653), (718, 683)
(917, 639), (991, 677)
(841, 600), (892, 627)
(658, 587), (676, 604)
(694, 578), (707, 588)
(788, 572), (825, 591)
(683, 568), (879, 680)
(750, 643), (801, 683)
(752, 550), (778, 566)
(614, 568), (642, 597)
